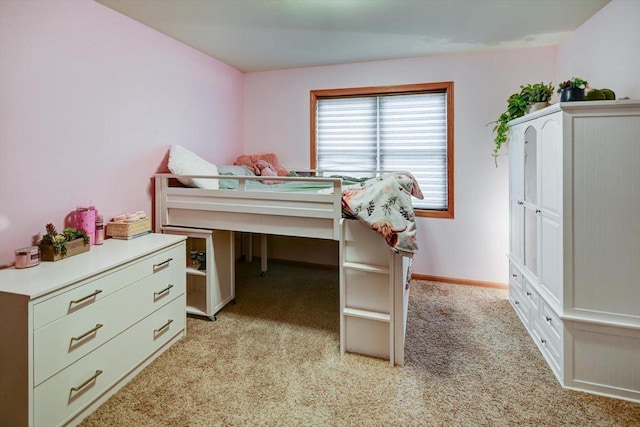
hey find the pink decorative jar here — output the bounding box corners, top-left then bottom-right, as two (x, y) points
(76, 206), (96, 245)
(15, 246), (40, 269)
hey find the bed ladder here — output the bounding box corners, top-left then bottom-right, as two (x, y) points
(339, 219), (407, 366)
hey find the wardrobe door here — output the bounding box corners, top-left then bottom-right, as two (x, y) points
(509, 127), (525, 265)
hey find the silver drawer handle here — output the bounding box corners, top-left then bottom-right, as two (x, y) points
(540, 338), (547, 344)
(514, 301), (520, 305)
(545, 316), (552, 323)
(153, 258), (173, 272)
(154, 284), (174, 297)
(154, 319), (173, 334)
(69, 289), (102, 307)
(70, 323), (103, 344)
(526, 291), (532, 296)
(70, 370), (103, 394)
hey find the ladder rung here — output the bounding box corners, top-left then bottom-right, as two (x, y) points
(343, 261), (389, 274)
(343, 307), (390, 322)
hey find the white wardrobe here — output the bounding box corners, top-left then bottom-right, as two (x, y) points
(508, 100), (639, 403)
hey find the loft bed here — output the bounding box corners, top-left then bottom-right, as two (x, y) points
(154, 153), (422, 366)
(154, 169), (422, 256)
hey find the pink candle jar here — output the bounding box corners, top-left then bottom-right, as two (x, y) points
(76, 206), (96, 245)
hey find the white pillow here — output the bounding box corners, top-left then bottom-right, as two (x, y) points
(168, 145), (219, 189)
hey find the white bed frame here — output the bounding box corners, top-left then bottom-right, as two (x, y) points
(154, 173), (410, 366)
(155, 174), (344, 241)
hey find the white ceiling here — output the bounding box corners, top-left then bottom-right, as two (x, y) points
(95, 0), (610, 73)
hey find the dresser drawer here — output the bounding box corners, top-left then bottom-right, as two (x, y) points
(33, 244), (185, 329)
(33, 294), (186, 427)
(34, 262), (185, 386)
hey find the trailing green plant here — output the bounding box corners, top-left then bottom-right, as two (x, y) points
(39, 223), (89, 255)
(520, 82), (554, 104)
(492, 92), (528, 167)
(557, 77), (588, 92)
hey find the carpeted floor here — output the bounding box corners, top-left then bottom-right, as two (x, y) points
(81, 260), (640, 426)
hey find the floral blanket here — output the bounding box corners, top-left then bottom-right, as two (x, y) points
(341, 172), (424, 257)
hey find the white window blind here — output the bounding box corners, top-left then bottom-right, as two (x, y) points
(316, 92), (448, 210)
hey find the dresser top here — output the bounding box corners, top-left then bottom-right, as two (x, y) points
(0, 233), (185, 298)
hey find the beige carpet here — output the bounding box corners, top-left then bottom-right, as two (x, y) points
(81, 260), (640, 426)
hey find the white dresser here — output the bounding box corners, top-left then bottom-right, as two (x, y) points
(0, 233), (187, 426)
(508, 100), (640, 403)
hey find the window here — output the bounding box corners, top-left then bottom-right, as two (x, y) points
(310, 82), (454, 218)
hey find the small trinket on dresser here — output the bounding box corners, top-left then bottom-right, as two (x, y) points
(15, 246), (40, 269)
(95, 215), (104, 245)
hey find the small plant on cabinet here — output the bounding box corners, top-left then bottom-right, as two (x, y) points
(520, 82), (554, 104)
(558, 77), (589, 102)
(557, 77), (589, 92)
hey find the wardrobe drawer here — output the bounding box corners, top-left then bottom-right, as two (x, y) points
(33, 262), (185, 386)
(509, 262), (523, 291)
(532, 316), (561, 372)
(33, 244), (185, 329)
(523, 280), (539, 314)
(510, 285), (529, 326)
(533, 301), (561, 362)
(540, 301), (562, 341)
(33, 295), (185, 427)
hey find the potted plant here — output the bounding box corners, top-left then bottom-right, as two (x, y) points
(520, 82), (554, 112)
(491, 91), (528, 167)
(39, 223), (90, 261)
(557, 77), (589, 102)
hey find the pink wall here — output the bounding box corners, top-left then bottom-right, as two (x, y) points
(556, 0), (640, 99)
(0, 0), (243, 266)
(243, 48), (557, 284)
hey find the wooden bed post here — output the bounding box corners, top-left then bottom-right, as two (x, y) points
(260, 234), (268, 275)
(333, 180), (342, 240)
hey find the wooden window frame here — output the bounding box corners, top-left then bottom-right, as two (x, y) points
(310, 82), (454, 219)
